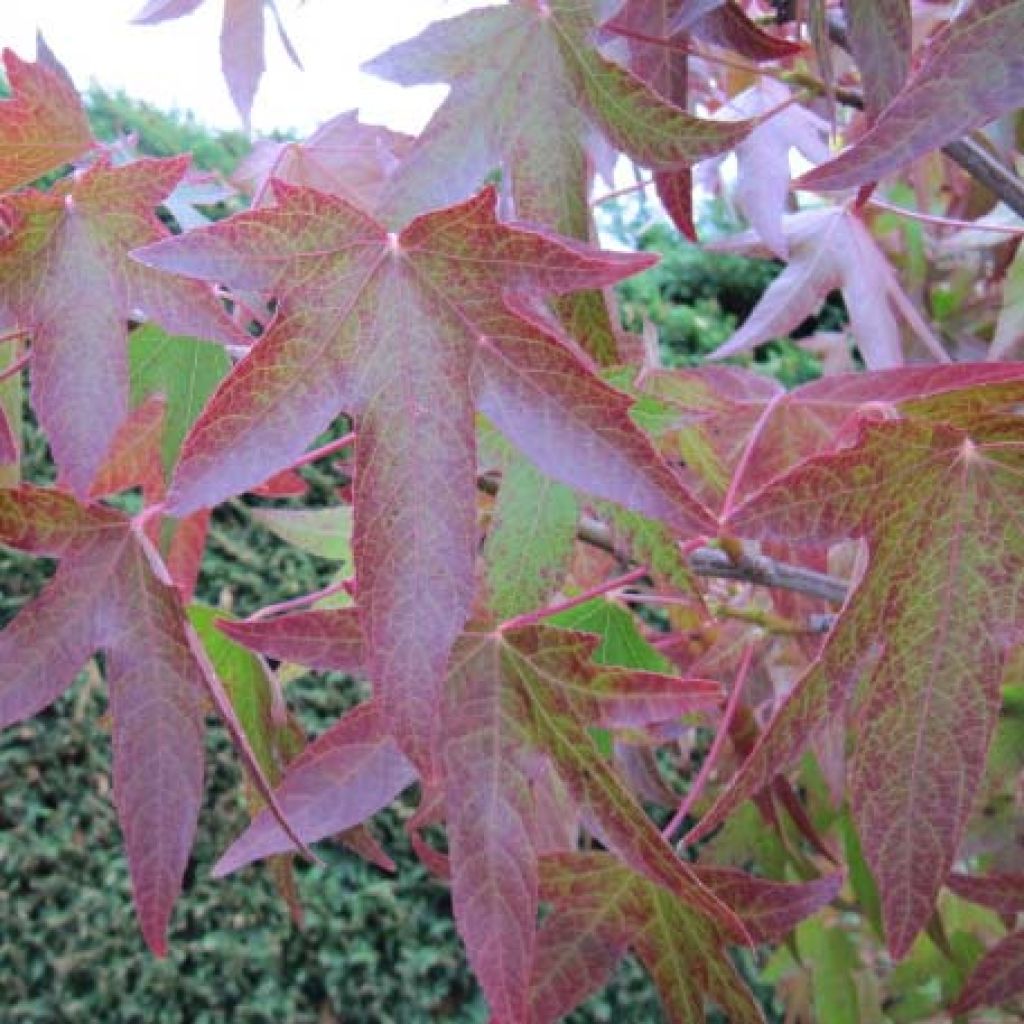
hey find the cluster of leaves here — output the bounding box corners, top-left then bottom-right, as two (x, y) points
(1, 2), (1024, 1021)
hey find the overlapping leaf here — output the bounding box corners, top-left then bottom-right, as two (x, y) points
(0, 41), (93, 192)
(134, 182), (714, 774)
(801, 0), (1024, 191)
(0, 486), (206, 955)
(687, 416), (1024, 957)
(840, 0), (911, 119)
(952, 929), (1024, 1014)
(133, 0), (301, 127)
(0, 157), (244, 495)
(710, 207), (947, 368)
(531, 853), (841, 1022)
(233, 110), (413, 209)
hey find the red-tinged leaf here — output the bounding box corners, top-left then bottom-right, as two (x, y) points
(135, 184), (713, 773)
(840, 0), (912, 119)
(213, 701), (416, 876)
(90, 394), (168, 499)
(688, 418), (1024, 957)
(0, 486), (205, 955)
(692, 2), (804, 60)
(800, 0), (1024, 192)
(531, 854), (838, 1023)
(217, 608), (366, 673)
(716, 80), (829, 258)
(642, 362), (1024, 510)
(948, 872), (1024, 914)
(233, 110), (413, 209)
(711, 207), (947, 368)
(249, 467), (308, 497)
(364, 0), (753, 228)
(444, 626), (739, 1020)
(952, 929), (1024, 1015)
(0, 41), (93, 192)
(0, 157), (244, 495)
(133, 0), (300, 127)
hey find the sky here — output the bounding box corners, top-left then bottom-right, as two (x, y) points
(1, 0), (497, 137)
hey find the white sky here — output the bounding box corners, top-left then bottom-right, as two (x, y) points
(1, 0), (495, 137)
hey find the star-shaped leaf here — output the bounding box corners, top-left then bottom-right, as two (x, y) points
(687, 416), (1024, 957)
(134, 183), (714, 774)
(0, 486), (206, 955)
(531, 853), (841, 1023)
(0, 40), (93, 192)
(710, 207), (946, 368)
(0, 157), (245, 495)
(133, 0), (301, 128)
(800, 0), (1024, 192)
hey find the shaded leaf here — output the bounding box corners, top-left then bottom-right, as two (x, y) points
(952, 929), (1024, 1014)
(801, 0), (1024, 191)
(249, 505), (353, 561)
(840, 0), (912, 119)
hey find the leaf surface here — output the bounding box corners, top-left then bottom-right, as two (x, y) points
(952, 929), (1024, 1014)
(0, 486), (206, 954)
(688, 417), (1024, 957)
(0, 158), (243, 494)
(801, 0), (1024, 191)
(840, 0), (911, 118)
(0, 41), (93, 192)
(710, 208), (946, 369)
(135, 183), (713, 773)
(531, 853), (840, 1022)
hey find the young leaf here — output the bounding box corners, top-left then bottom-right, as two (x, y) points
(133, 0), (301, 127)
(710, 208), (947, 368)
(232, 110), (413, 209)
(134, 183), (714, 773)
(801, 0), (1024, 192)
(0, 157), (244, 495)
(0, 486), (206, 955)
(688, 417), (1024, 957)
(531, 853), (841, 1022)
(0, 41), (93, 192)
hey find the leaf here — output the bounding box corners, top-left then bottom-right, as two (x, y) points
(947, 872), (1024, 914)
(688, 417), (1024, 957)
(232, 110), (413, 209)
(531, 852), (841, 1022)
(364, 0), (753, 229)
(800, 0), (1024, 192)
(133, 0), (301, 127)
(0, 486), (206, 955)
(840, 0), (912, 119)
(710, 208), (947, 369)
(952, 928), (1024, 1014)
(0, 39), (93, 192)
(134, 183), (714, 774)
(992, 241), (1024, 360)
(213, 701), (417, 877)
(0, 157), (244, 495)
(716, 80), (829, 258)
(482, 441), (579, 620)
(0, 405), (15, 464)
(128, 323), (232, 474)
(249, 505), (353, 561)
(444, 625), (728, 1019)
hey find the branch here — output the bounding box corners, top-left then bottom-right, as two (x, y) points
(823, 16), (1024, 218)
(478, 475), (850, 605)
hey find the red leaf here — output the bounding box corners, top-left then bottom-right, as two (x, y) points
(689, 417), (1024, 957)
(0, 157), (245, 495)
(800, 0), (1024, 192)
(0, 487), (206, 955)
(840, 0), (912, 119)
(134, 184), (712, 775)
(952, 929), (1024, 1015)
(0, 40), (93, 192)
(213, 701), (416, 876)
(948, 872), (1024, 915)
